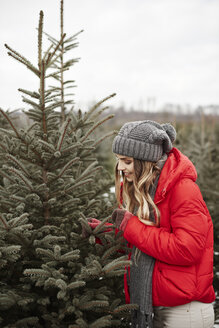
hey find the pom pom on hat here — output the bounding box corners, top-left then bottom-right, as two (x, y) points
(161, 123), (177, 143)
(112, 120), (176, 162)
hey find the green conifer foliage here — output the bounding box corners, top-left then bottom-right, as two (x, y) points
(0, 4), (136, 328)
(0, 109), (15, 186)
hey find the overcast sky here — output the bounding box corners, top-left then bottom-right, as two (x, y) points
(0, 0), (219, 111)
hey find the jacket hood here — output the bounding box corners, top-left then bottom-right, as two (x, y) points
(154, 147), (197, 204)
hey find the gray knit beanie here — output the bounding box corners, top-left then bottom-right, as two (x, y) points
(112, 120), (176, 162)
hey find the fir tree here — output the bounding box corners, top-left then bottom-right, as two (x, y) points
(0, 3), (136, 327)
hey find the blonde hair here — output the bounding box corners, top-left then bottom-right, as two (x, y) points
(115, 158), (161, 263)
(115, 159), (161, 227)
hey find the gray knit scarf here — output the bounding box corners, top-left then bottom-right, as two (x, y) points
(129, 154), (167, 328)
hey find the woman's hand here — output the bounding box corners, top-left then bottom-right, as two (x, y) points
(88, 218), (101, 229)
(111, 209), (133, 231)
(82, 218), (101, 238)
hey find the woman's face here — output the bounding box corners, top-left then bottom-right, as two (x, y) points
(116, 154), (134, 182)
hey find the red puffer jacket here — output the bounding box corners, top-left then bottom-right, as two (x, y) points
(123, 147), (215, 306)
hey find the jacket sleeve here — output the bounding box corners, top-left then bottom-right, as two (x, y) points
(123, 179), (210, 266)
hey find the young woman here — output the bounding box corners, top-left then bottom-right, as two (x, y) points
(110, 120), (215, 328)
